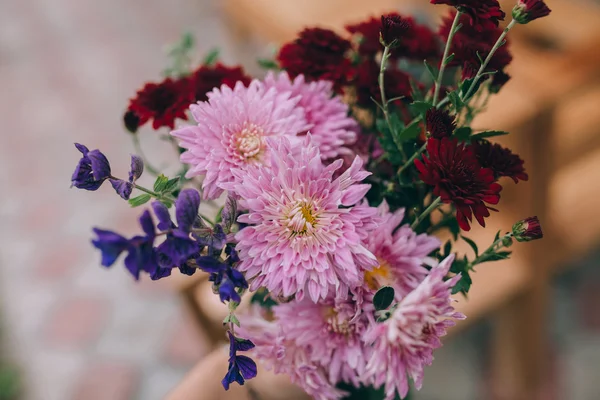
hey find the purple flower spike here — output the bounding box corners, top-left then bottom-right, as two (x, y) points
(71, 143), (111, 190)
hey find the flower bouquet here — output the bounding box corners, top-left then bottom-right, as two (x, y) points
(70, 0), (549, 398)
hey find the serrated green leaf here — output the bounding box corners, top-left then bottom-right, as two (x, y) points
(153, 174), (169, 192)
(409, 101), (433, 117)
(203, 48), (219, 66)
(162, 177), (180, 193)
(257, 58), (279, 70)
(373, 286), (395, 311)
(452, 271), (472, 295)
(461, 236), (479, 257)
(128, 194), (151, 207)
(471, 130), (509, 140)
(454, 126), (472, 141)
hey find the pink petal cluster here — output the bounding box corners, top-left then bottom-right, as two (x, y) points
(225, 136), (378, 302)
(362, 201), (441, 297)
(273, 296), (373, 386)
(363, 255), (466, 400)
(238, 306), (348, 400)
(171, 80), (306, 199)
(264, 72), (358, 160)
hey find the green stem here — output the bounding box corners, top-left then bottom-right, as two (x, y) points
(379, 45), (407, 160)
(397, 142), (427, 176)
(461, 19), (517, 102)
(433, 11), (462, 106)
(131, 134), (161, 177)
(468, 233), (513, 269)
(411, 196), (442, 230)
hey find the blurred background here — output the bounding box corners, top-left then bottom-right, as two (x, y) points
(1, 0), (599, 399)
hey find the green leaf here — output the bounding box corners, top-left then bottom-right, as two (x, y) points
(409, 79), (425, 101)
(257, 58), (279, 70)
(203, 48), (219, 66)
(443, 240), (452, 257)
(424, 60), (438, 82)
(162, 177), (180, 193)
(461, 236), (479, 257)
(409, 101), (433, 117)
(128, 194), (151, 207)
(454, 126), (472, 141)
(373, 286), (395, 311)
(376, 118), (404, 165)
(443, 53), (455, 66)
(482, 251), (512, 262)
(153, 174), (169, 192)
(398, 119), (421, 143)
(494, 230), (501, 243)
(447, 91), (464, 112)
(452, 271), (472, 295)
(471, 130), (509, 140)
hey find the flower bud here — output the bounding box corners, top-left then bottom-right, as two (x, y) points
(512, 216), (543, 242)
(512, 0), (551, 24)
(379, 15), (411, 48)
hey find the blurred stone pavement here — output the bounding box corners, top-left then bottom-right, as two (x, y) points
(0, 0), (599, 399)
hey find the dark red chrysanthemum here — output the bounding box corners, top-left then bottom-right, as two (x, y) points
(190, 63), (251, 102)
(472, 139), (528, 183)
(354, 60), (412, 108)
(415, 138), (502, 231)
(439, 12), (512, 80)
(346, 14), (440, 60)
(431, 0), (505, 31)
(380, 14), (411, 47)
(425, 108), (456, 139)
(127, 77), (193, 130)
(490, 70), (511, 93)
(277, 28), (353, 89)
(512, 216), (543, 242)
(513, 0), (552, 24)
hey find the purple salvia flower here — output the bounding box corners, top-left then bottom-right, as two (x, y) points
(110, 179), (133, 200)
(92, 210), (159, 280)
(129, 154), (144, 182)
(222, 331), (257, 390)
(71, 143), (111, 190)
(175, 189), (201, 232)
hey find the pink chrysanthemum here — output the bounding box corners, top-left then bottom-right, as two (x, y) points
(171, 80), (306, 199)
(273, 296), (373, 386)
(239, 306), (348, 400)
(363, 255), (466, 400)
(362, 201), (441, 297)
(225, 136), (378, 302)
(263, 72), (358, 160)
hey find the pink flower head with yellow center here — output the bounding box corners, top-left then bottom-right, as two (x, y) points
(263, 72), (358, 160)
(273, 296), (373, 387)
(362, 201), (441, 297)
(363, 255), (466, 400)
(224, 136), (378, 302)
(238, 306), (348, 400)
(171, 80), (306, 199)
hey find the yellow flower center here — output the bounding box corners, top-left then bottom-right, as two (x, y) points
(287, 201), (318, 235)
(364, 258), (392, 290)
(233, 123), (265, 161)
